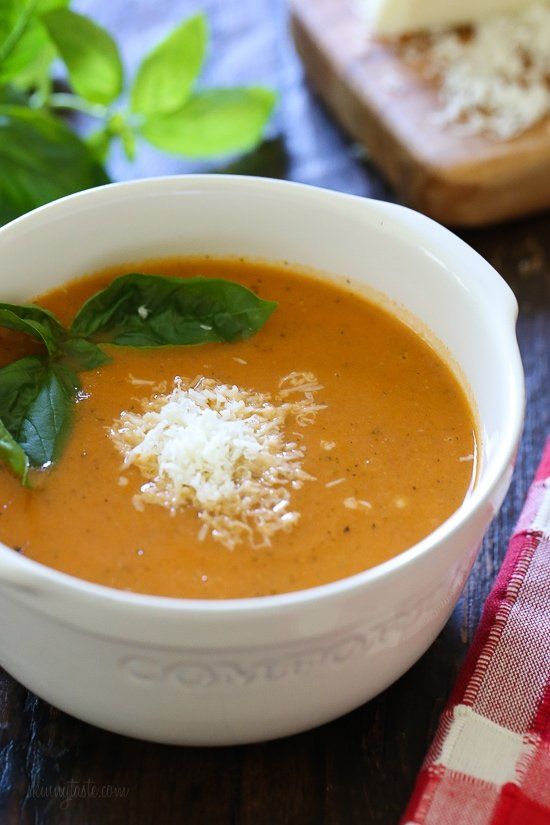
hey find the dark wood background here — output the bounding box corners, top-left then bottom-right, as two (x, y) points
(1, 1), (548, 823)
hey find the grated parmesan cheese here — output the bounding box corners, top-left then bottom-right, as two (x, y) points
(110, 374), (326, 550)
(400, 2), (550, 139)
(343, 497), (372, 510)
(325, 477), (346, 488)
(127, 373), (156, 387)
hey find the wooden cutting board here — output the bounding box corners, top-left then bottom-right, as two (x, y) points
(290, 0), (550, 226)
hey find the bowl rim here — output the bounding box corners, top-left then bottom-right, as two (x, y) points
(0, 174), (525, 615)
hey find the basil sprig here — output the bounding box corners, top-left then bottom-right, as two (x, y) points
(0, 8), (278, 225)
(0, 274), (277, 483)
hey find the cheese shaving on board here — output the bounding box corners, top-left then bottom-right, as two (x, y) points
(110, 374), (326, 550)
(399, 2), (550, 139)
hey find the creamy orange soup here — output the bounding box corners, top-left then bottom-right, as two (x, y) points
(0, 258), (477, 598)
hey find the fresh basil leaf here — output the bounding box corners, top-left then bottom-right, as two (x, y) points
(0, 356), (48, 437)
(0, 419), (28, 484)
(0, 302), (65, 354)
(0, 0), (42, 83)
(0, 355), (79, 470)
(18, 361), (78, 466)
(130, 13), (207, 118)
(141, 87), (276, 158)
(11, 40), (55, 93)
(71, 273), (277, 347)
(41, 9), (123, 105)
(60, 337), (111, 371)
(0, 85), (27, 105)
(0, 104), (109, 224)
(0, 0), (67, 85)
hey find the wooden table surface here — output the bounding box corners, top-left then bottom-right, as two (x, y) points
(1, 2), (549, 823)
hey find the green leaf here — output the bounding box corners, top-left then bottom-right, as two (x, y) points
(18, 361), (78, 466)
(0, 0), (68, 85)
(140, 87), (276, 158)
(0, 0), (42, 83)
(0, 302), (108, 371)
(60, 337), (111, 371)
(0, 419), (28, 484)
(0, 356), (49, 436)
(71, 273), (277, 347)
(0, 85), (27, 105)
(130, 13), (207, 118)
(0, 104), (109, 225)
(0, 355), (79, 469)
(41, 8), (123, 105)
(11, 40), (54, 94)
(0, 302), (65, 354)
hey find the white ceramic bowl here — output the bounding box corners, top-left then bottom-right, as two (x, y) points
(0, 176), (523, 745)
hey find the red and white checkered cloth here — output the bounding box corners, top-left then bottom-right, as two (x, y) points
(403, 439), (550, 825)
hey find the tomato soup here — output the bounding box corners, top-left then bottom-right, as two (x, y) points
(0, 258), (477, 598)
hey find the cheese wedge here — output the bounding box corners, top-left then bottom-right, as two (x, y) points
(360, 0), (537, 34)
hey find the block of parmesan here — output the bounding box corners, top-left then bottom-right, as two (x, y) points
(360, 0), (537, 34)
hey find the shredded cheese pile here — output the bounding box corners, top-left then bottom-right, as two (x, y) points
(400, 2), (550, 139)
(110, 373), (325, 550)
